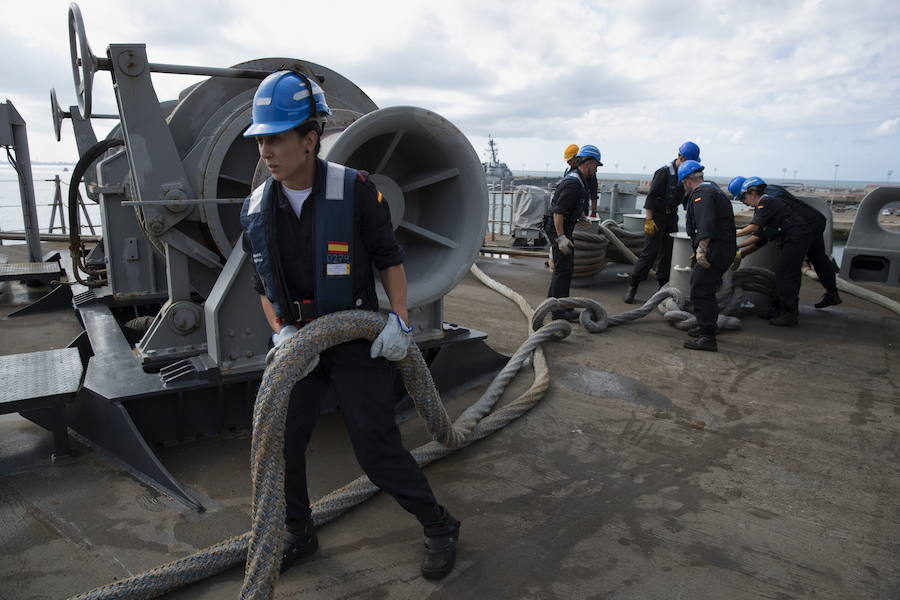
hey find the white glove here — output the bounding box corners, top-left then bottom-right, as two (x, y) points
(264, 325), (321, 378)
(557, 234), (573, 255)
(272, 324), (298, 348)
(370, 312), (413, 361)
(696, 245), (711, 269)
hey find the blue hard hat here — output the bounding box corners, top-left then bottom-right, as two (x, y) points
(728, 176), (746, 198)
(244, 70), (332, 137)
(678, 141), (701, 162)
(575, 144), (603, 166)
(677, 159), (704, 183)
(740, 176), (767, 196)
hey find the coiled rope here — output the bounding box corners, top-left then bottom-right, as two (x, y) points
(563, 220), (645, 278)
(66, 262), (695, 600)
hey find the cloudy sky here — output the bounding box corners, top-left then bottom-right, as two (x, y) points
(2, 0), (898, 182)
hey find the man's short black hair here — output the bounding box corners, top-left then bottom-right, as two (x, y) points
(292, 120), (322, 156)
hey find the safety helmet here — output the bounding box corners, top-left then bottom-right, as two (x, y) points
(677, 159), (704, 183)
(740, 176), (767, 196)
(575, 144), (603, 166)
(563, 144), (579, 161)
(244, 70), (332, 137)
(678, 141), (701, 162)
(728, 176), (746, 198)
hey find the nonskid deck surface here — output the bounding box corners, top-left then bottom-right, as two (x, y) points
(1, 243), (899, 599)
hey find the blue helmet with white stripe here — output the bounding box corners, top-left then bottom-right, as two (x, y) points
(244, 70), (332, 137)
(575, 144), (603, 166)
(739, 176), (767, 197)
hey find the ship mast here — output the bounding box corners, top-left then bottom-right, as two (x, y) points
(487, 135), (499, 163)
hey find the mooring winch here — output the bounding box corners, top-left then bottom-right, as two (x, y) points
(46, 3), (504, 511)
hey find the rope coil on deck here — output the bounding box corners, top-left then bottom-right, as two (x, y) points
(68, 261), (749, 600)
(69, 267), (569, 600)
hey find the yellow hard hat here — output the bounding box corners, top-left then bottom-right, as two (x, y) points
(563, 144), (579, 161)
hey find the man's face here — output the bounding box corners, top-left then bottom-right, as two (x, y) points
(255, 130), (314, 185)
(675, 154), (685, 168)
(580, 159), (599, 177)
(741, 190), (761, 207)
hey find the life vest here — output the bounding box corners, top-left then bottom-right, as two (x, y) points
(542, 169), (589, 238)
(240, 160), (358, 323)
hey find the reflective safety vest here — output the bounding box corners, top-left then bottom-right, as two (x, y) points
(240, 160), (358, 323)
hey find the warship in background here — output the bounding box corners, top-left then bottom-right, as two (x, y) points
(482, 135), (515, 186)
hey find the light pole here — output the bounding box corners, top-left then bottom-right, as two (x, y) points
(782, 167), (787, 182)
(545, 162), (549, 177)
(713, 167), (718, 179)
(888, 169), (893, 184)
(793, 169), (797, 181)
(614, 163), (619, 174)
(831, 164), (840, 210)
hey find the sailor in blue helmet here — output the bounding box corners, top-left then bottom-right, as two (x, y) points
(545, 144), (602, 321)
(735, 177), (817, 326)
(240, 70), (458, 579)
(562, 143), (599, 217)
(625, 141), (701, 303)
(731, 176), (841, 313)
(680, 160), (737, 351)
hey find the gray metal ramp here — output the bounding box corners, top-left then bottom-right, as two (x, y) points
(0, 261), (63, 282)
(0, 348), (82, 456)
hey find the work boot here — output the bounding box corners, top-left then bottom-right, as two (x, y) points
(421, 517), (460, 580)
(280, 522), (319, 574)
(758, 306), (779, 320)
(623, 283), (639, 304)
(769, 310), (798, 327)
(814, 290), (842, 309)
(683, 336), (717, 352)
(687, 326), (701, 337)
(551, 309), (579, 322)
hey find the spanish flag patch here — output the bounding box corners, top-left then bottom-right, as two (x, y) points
(377, 191), (384, 203)
(327, 241), (349, 254)
(693, 197), (702, 202)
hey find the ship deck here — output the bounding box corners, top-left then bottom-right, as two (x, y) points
(1, 242), (899, 599)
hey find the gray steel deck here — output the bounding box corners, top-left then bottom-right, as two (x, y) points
(1, 242), (898, 600)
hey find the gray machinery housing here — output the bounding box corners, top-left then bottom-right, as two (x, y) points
(839, 187), (900, 287)
(49, 4), (502, 510)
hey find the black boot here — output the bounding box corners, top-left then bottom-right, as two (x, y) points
(623, 282), (639, 304)
(421, 517), (460, 580)
(687, 326), (701, 337)
(770, 310), (798, 327)
(280, 521), (319, 574)
(814, 290), (842, 309)
(684, 335), (717, 352)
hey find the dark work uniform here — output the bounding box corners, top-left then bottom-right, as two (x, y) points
(750, 193), (813, 313)
(685, 182), (737, 336)
(243, 163), (453, 537)
(766, 185), (837, 294)
(632, 161), (683, 286)
(547, 170), (590, 300)
(563, 166), (598, 215)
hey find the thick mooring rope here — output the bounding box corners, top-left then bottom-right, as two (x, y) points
(70, 262), (680, 600)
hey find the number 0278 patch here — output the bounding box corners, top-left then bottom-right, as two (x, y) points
(326, 241), (350, 276)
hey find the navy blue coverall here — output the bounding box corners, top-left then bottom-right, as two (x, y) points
(685, 182), (737, 336)
(243, 165), (454, 538)
(632, 161), (683, 286)
(750, 193), (813, 314)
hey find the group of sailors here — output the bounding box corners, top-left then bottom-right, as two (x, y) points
(545, 142), (843, 352)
